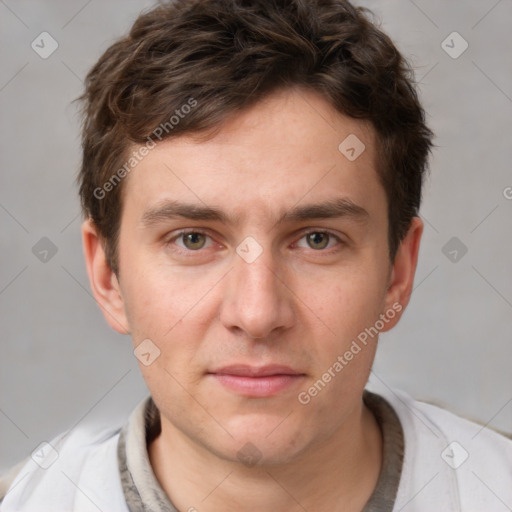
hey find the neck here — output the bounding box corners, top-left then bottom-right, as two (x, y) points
(148, 398), (383, 512)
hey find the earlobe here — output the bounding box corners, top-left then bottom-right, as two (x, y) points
(380, 216), (423, 332)
(81, 219), (130, 334)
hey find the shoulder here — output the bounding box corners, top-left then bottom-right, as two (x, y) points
(365, 378), (512, 511)
(0, 424), (128, 512)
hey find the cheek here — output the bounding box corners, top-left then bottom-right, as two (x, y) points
(121, 259), (212, 339)
(304, 264), (386, 345)
(122, 266), (216, 377)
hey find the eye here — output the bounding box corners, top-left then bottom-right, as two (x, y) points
(295, 230), (343, 251)
(168, 230), (214, 252)
(165, 228), (344, 256)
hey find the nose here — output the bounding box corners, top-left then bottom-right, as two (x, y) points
(219, 243), (295, 340)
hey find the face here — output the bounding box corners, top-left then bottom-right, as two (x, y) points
(85, 87), (418, 465)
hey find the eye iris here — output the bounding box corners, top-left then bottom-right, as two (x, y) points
(183, 233), (206, 250)
(307, 232), (329, 250)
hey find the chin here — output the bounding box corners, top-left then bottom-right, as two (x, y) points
(212, 417), (313, 467)
(213, 439), (309, 468)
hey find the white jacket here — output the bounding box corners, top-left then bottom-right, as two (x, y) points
(1, 380), (511, 511)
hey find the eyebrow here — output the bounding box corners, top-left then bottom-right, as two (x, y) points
(140, 197), (369, 228)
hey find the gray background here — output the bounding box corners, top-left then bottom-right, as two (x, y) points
(1, 0), (511, 471)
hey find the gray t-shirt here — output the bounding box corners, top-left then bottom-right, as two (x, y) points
(118, 389), (405, 512)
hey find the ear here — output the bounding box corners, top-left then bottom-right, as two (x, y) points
(81, 218), (130, 334)
(380, 216), (423, 332)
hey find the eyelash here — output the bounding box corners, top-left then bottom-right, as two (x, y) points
(165, 228), (344, 256)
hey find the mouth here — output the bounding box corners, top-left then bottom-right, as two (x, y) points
(206, 365), (306, 398)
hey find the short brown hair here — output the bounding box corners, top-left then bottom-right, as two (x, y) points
(77, 0), (434, 275)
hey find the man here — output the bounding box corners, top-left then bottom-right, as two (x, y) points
(1, 0), (511, 510)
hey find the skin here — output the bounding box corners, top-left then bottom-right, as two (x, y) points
(83, 87), (423, 512)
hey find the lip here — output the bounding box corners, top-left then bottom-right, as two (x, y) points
(207, 365), (306, 397)
(209, 364), (303, 377)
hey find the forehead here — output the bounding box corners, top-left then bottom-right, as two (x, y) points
(120, 88), (384, 225)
